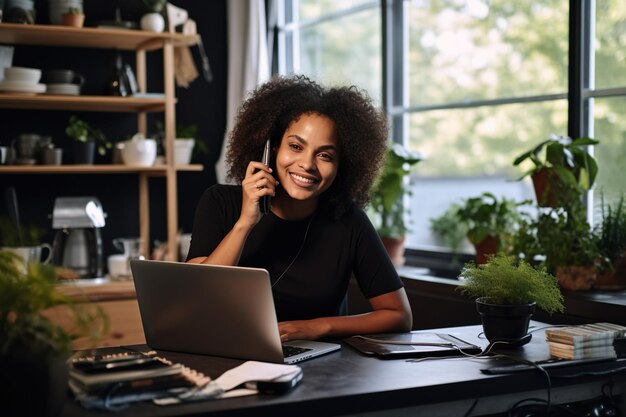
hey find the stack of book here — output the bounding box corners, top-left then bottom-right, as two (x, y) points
(545, 323), (626, 360)
(69, 352), (210, 409)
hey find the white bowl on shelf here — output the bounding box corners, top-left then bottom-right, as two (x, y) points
(3, 67), (41, 84)
(120, 138), (157, 167)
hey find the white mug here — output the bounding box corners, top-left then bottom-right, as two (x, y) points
(108, 254), (130, 278)
(1, 244), (53, 272)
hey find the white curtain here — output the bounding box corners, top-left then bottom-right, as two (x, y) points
(215, 0), (271, 184)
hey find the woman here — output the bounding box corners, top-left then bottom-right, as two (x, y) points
(187, 75), (412, 342)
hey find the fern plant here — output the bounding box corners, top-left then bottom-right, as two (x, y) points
(0, 250), (108, 360)
(458, 254), (564, 314)
(595, 194), (626, 263)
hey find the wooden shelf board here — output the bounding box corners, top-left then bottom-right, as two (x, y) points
(0, 94), (168, 112)
(0, 23), (198, 50)
(0, 164), (203, 174)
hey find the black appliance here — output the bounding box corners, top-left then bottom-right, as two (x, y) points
(51, 197), (105, 279)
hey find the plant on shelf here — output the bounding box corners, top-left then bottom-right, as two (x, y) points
(513, 134), (599, 206)
(62, 7), (85, 28)
(593, 195), (626, 289)
(455, 192), (529, 264)
(429, 203), (469, 256)
(155, 120), (208, 161)
(66, 116), (111, 164)
(142, 0), (167, 12)
(0, 250), (108, 416)
(458, 253), (564, 346)
(368, 142), (422, 266)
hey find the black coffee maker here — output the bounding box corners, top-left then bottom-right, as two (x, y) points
(51, 197), (105, 278)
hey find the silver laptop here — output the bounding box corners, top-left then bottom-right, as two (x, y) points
(130, 260), (340, 364)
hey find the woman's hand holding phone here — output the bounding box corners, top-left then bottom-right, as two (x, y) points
(240, 159), (278, 227)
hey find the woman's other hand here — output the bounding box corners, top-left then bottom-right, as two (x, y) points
(278, 319), (331, 342)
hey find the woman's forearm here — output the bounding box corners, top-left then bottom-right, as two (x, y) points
(187, 221), (253, 266)
(278, 289), (413, 341)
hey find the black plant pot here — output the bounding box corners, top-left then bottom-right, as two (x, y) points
(0, 353), (69, 417)
(72, 141), (96, 164)
(476, 297), (536, 348)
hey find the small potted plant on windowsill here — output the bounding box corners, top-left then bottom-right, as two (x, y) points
(593, 195), (626, 290)
(66, 116), (111, 165)
(62, 7), (85, 28)
(368, 142), (422, 266)
(455, 192), (529, 264)
(458, 253), (564, 347)
(513, 134), (599, 207)
(429, 202), (470, 258)
(515, 203), (603, 291)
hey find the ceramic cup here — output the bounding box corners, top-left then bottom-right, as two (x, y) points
(42, 148), (62, 165)
(0, 146), (7, 164)
(43, 69), (84, 86)
(107, 254), (129, 278)
(1, 244), (53, 272)
(12, 133), (41, 159)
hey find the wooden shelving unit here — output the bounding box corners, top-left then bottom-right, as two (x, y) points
(0, 93), (169, 112)
(0, 23), (201, 260)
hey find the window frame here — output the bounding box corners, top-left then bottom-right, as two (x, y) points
(272, 0), (625, 269)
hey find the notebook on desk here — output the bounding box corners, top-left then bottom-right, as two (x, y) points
(130, 260), (340, 364)
(345, 331), (482, 359)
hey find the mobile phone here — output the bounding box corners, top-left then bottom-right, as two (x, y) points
(245, 368), (303, 394)
(260, 139), (271, 215)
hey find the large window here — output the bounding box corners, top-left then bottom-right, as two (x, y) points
(274, 0), (626, 256)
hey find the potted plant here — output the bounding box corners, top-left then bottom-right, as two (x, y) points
(513, 134), (599, 207)
(455, 192), (529, 264)
(0, 250), (108, 417)
(458, 254), (564, 346)
(65, 116), (111, 164)
(155, 121), (207, 165)
(62, 7), (85, 28)
(429, 202), (469, 256)
(515, 204), (602, 291)
(140, 0), (167, 32)
(368, 142), (422, 266)
(593, 195), (626, 289)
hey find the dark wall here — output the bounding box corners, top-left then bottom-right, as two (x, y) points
(0, 1), (227, 261)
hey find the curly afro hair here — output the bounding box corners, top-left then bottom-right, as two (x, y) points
(226, 75), (389, 218)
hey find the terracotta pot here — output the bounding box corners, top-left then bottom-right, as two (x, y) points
(556, 265), (597, 291)
(62, 13), (85, 28)
(594, 252), (626, 290)
(381, 236), (405, 267)
(473, 235), (499, 264)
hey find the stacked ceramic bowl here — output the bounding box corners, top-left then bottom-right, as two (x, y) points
(43, 69), (84, 95)
(4, 0), (36, 23)
(49, 0), (83, 25)
(0, 67), (46, 95)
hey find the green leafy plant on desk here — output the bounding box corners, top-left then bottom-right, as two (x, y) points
(0, 249), (108, 416)
(458, 253), (564, 346)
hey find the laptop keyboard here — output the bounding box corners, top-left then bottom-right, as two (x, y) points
(282, 345), (312, 358)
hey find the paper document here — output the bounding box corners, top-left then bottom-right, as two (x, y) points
(215, 361), (302, 391)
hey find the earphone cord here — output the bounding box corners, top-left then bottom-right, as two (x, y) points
(271, 215), (314, 288)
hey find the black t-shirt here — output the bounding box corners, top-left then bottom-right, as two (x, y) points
(187, 185), (403, 321)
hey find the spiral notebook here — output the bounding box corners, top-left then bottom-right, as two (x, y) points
(345, 332), (481, 359)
